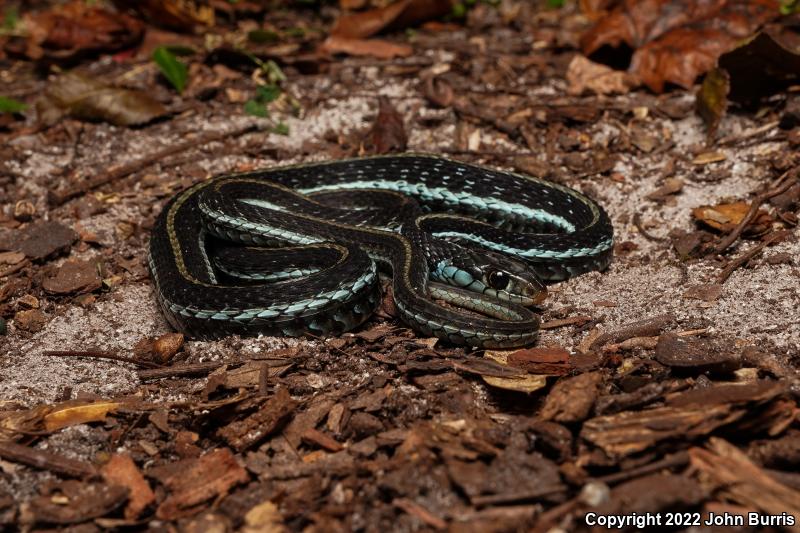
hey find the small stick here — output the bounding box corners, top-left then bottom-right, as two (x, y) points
(539, 315), (593, 329)
(589, 313), (675, 351)
(258, 362), (270, 395)
(595, 451), (690, 485)
(718, 120), (779, 146)
(713, 169), (798, 255)
(716, 231), (786, 284)
(42, 350), (161, 369)
(49, 124), (258, 205)
(0, 259), (30, 279)
(471, 485), (566, 507)
(633, 212), (668, 242)
(137, 361), (225, 380)
(0, 440), (97, 478)
(393, 498), (447, 530)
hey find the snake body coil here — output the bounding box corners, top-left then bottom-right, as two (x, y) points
(148, 154), (613, 348)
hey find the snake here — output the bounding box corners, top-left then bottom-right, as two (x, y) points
(148, 154), (613, 349)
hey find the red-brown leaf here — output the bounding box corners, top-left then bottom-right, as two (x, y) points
(332, 0), (452, 39)
(9, 1), (143, 62)
(580, 0), (781, 93)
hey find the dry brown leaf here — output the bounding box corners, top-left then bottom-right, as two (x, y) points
(566, 55), (637, 96)
(482, 351), (548, 393)
(646, 177), (684, 201)
(367, 96), (407, 154)
(331, 0), (452, 39)
(36, 72), (168, 127)
(321, 35), (412, 59)
(692, 201), (766, 232)
(7, 1), (143, 62)
(482, 374), (548, 394)
(580, 0), (781, 93)
(692, 151), (726, 165)
(112, 0), (214, 32)
(43, 401), (121, 432)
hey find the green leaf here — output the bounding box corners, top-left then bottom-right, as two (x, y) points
(255, 85), (281, 103)
(248, 29), (280, 43)
(781, 0), (800, 14)
(262, 60), (286, 84)
(162, 44), (197, 56)
(0, 95), (27, 114)
(546, 0), (565, 7)
(2, 6), (19, 32)
(271, 122), (289, 135)
(152, 46), (188, 93)
(244, 99), (269, 118)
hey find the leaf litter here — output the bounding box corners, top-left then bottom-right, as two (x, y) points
(0, 0), (799, 530)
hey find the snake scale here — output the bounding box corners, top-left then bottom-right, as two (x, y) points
(148, 154), (613, 349)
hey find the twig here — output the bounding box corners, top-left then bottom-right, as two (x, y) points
(601, 335), (660, 353)
(633, 212), (668, 242)
(713, 169), (798, 255)
(0, 258), (30, 279)
(718, 120), (779, 146)
(393, 498), (447, 530)
(540, 315), (593, 329)
(42, 350), (161, 369)
(595, 451), (690, 485)
(137, 361), (225, 380)
(48, 124), (259, 205)
(471, 485), (566, 507)
(716, 231), (786, 284)
(589, 314), (676, 351)
(0, 440), (97, 478)
(258, 362), (270, 395)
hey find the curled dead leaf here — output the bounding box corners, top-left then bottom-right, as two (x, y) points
(366, 96), (407, 154)
(36, 72), (168, 127)
(43, 401), (121, 432)
(482, 351), (549, 393)
(580, 0), (781, 93)
(566, 55), (637, 96)
(112, 0), (214, 32)
(482, 374), (548, 394)
(6, 1), (143, 62)
(692, 201), (771, 233)
(423, 75), (454, 107)
(332, 0), (452, 39)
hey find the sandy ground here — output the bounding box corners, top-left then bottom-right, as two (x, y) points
(2, 71), (798, 409)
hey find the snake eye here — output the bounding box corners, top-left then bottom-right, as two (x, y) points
(487, 270), (510, 290)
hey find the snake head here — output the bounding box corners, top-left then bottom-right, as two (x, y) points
(434, 248), (547, 307)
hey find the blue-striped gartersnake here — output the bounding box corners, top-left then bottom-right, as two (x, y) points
(148, 154), (613, 348)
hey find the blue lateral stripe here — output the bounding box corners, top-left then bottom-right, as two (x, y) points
(298, 180), (576, 232)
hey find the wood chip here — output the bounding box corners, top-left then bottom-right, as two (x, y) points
(155, 448), (249, 520)
(217, 388), (297, 452)
(100, 454), (155, 519)
(690, 438), (800, 532)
